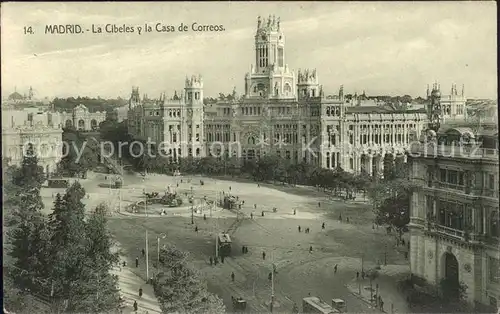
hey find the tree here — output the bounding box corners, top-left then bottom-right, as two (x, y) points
(7, 146), (51, 295)
(73, 204), (120, 313)
(154, 245), (225, 313)
(369, 161), (413, 230)
(12, 144), (46, 189)
(47, 182), (90, 311)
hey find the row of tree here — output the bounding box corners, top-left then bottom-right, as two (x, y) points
(3, 147), (120, 313)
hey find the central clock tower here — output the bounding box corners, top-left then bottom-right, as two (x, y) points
(244, 15), (295, 99)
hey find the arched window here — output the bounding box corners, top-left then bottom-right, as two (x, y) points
(284, 83), (292, 94)
(248, 137), (256, 145)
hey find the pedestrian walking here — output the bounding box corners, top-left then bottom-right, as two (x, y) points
(250, 212), (253, 219)
(133, 300), (138, 312)
(139, 288), (143, 298)
(346, 217), (350, 223)
(141, 249), (145, 257)
(135, 257), (139, 268)
(242, 246), (245, 254)
(229, 186), (232, 191)
(339, 214), (342, 221)
(361, 271), (365, 279)
(261, 211), (264, 217)
(231, 272), (235, 282)
(322, 222), (325, 230)
(262, 251), (266, 260)
(214, 257), (218, 265)
(254, 204), (257, 209)
(318, 202), (321, 207)
(298, 225), (301, 232)
(203, 214), (207, 220)
(221, 255), (225, 263)
(209, 256), (213, 265)
(268, 272), (272, 280)
(293, 209), (296, 215)
(195, 225), (198, 232)
(402, 239), (406, 246)
(309, 246), (313, 253)
(356, 271), (359, 279)
(258, 183), (260, 187)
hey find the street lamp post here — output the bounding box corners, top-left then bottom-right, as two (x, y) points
(145, 229), (149, 281)
(271, 262), (275, 313)
(191, 186), (194, 224)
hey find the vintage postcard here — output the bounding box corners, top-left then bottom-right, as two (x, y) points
(2, 2), (498, 314)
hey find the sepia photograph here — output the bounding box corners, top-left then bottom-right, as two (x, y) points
(1, 2), (498, 313)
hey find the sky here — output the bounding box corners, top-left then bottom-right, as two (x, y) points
(1, 2), (497, 99)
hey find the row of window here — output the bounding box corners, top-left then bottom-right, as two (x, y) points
(206, 124), (230, 130)
(168, 124), (201, 131)
(274, 124), (298, 130)
(187, 92), (201, 101)
(425, 195), (499, 238)
(325, 107), (341, 117)
(167, 147), (202, 158)
(240, 107), (262, 116)
(433, 168), (496, 192)
(257, 46), (269, 68)
(169, 133), (200, 143)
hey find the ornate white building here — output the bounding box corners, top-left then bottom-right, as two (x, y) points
(59, 104), (107, 131)
(409, 92), (499, 310)
(127, 16), (471, 177)
(1, 107), (64, 175)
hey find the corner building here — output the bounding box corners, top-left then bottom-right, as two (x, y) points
(408, 94), (499, 310)
(128, 16), (446, 174)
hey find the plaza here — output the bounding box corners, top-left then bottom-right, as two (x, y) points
(40, 170), (417, 313)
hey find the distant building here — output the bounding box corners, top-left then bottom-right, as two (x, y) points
(127, 15), (432, 174)
(1, 107), (64, 175)
(59, 104), (107, 131)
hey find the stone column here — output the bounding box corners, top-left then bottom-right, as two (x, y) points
(391, 125), (396, 144)
(368, 155), (373, 176)
(482, 206), (487, 235)
(410, 234), (419, 276)
(418, 236), (426, 277)
(356, 154), (361, 173)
